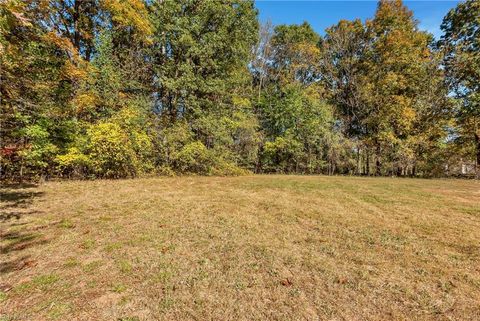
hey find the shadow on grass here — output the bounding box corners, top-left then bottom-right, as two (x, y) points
(1, 230), (49, 253)
(1, 182), (38, 189)
(0, 255), (37, 274)
(1, 185), (48, 275)
(0, 186), (44, 222)
(0, 230), (49, 275)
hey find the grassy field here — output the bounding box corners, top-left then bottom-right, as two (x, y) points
(1, 176), (479, 320)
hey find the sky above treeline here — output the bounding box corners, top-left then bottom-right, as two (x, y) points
(255, 1), (460, 39)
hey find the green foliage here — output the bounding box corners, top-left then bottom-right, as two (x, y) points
(440, 0), (480, 178)
(20, 124), (58, 172)
(320, 19), (369, 138)
(154, 118), (251, 176)
(258, 85), (341, 174)
(0, 0), (472, 180)
(55, 147), (91, 178)
(85, 122), (137, 178)
(150, 0), (258, 119)
(173, 141), (214, 174)
(263, 135), (303, 173)
(147, 0), (260, 176)
(256, 22), (343, 174)
(55, 103), (154, 178)
(226, 111), (262, 169)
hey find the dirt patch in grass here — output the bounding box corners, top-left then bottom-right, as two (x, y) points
(1, 176), (479, 320)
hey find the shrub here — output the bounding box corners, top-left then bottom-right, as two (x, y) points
(86, 122), (138, 178)
(55, 147), (91, 178)
(262, 135), (303, 173)
(55, 102), (155, 178)
(19, 124), (59, 177)
(209, 160), (250, 176)
(172, 141), (214, 174)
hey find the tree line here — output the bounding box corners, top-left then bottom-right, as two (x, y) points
(1, 0), (479, 180)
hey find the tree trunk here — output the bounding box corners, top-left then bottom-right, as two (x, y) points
(255, 144), (263, 174)
(375, 144), (381, 176)
(356, 145), (360, 175)
(475, 132), (480, 179)
(19, 160), (24, 183)
(73, 1), (81, 52)
(397, 167), (402, 177)
(366, 148), (370, 176)
(85, 46), (92, 62)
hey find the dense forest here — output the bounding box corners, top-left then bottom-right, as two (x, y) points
(1, 0), (479, 180)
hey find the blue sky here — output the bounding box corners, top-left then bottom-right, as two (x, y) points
(255, 1), (460, 39)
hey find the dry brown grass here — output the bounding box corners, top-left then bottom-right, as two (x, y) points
(1, 175), (479, 320)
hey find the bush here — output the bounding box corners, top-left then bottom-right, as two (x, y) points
(154, 121), (194, 169)
(262, 135), (303, 173)
(19, 124), (59, 177)
(209, 160), (250, 176)
(54, 102), (155, 179)
(154, 120), (251, 176)
(55, 147), (91, 178)
(172, 141), (214, 174)
(86, 122), (139, 178)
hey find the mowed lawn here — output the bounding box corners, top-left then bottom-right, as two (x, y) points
(1, 176), (479, 321)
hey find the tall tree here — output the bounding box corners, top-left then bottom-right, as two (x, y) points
(440, 0), (480, 178)
(0, 0), (153, 179)
(320, 19), (371, 174)
(365, 0), (443, 176)
(150, 0), (258, 121)
(0, 0), (464, 179)
(320, 19), (369, 137)
(256, 23), (346, 174)
(32, 0), (152, 61)
(1, 1), (74, 179)
(149, 0), (260, 172)
(251, 20), (274, 102)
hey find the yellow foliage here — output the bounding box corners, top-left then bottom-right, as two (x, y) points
(291, 42), (320, 73)
(101, 0), (153, 40)
(43, 32), (77, 56)
(72, 92), (98, 113)
(61, 60), (88, 81)
(379, 131), (398, 145)
(232, 96), (251, 108)
(295, 42), (320, 59)
(3, 0), (32, 27)
(118, 92), (128, 100)
(402, 106), (416, 123)
(55, 147), (90, 169)
(304, 84), (323, 100)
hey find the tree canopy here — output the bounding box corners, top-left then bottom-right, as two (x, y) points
(1, 0), (478, 180)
